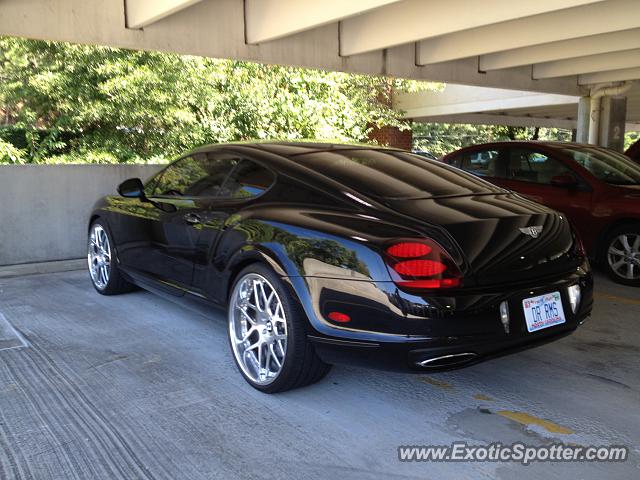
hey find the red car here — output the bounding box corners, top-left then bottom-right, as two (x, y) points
(442, 141), (640, 286)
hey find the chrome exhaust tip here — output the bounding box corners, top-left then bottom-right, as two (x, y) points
(416, 352), (477, 368)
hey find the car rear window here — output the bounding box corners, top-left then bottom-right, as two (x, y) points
(562, 146), (640, 185)
(293, 149), (503, 199)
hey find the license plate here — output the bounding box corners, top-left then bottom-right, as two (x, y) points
(522, 291), (566, 333)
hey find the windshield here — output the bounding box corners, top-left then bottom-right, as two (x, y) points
(293, 149), (505, 199)
(562, 146), (640, 185)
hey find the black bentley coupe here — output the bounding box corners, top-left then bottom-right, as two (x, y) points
(88, 142), (593, 392)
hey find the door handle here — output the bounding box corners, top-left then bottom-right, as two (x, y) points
(183, 213), (202, 225)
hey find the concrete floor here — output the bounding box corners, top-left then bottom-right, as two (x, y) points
(0, 269), (638, 480)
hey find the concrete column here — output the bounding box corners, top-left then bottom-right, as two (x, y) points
(576, 96), (590, 144)
(599, 95), (627, 152)
(588, 95), (602, 145)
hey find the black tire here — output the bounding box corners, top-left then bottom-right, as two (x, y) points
(87, 219), (136, 295)
(601, 223), (640, 287)
(227, 263), (331, 393)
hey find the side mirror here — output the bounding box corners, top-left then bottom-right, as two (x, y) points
(118, 178), (145, 199)
(550, 174), (578, 188)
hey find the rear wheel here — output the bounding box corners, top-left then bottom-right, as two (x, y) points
(602, 224), (640, 286)
(227, 264), (331, 393)
(87, 220), (135, 295)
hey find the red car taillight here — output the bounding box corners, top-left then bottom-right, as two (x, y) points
(384, 240), (462, 289)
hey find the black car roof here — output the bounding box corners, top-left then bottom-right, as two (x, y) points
(190, 140), (401, 157)
(186, 140), (504, 200)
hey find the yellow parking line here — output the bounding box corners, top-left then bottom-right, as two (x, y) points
(594, 292), (640, 306)
(418, 376), (453, 390)
(473, 394), (494, 401)
(497, 411), (574, 434)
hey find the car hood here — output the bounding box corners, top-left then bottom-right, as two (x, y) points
(384, 192), (581, 286)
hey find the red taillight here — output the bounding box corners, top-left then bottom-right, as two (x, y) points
(386, 242), (432, 258)
(398, 278), (461, 289)
(394, 259), (446, 277)
(385, 240), (462, 290)
(328, 311), (351, 323)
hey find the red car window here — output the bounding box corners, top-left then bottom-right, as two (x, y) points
(507, 149), (573, 185)
(453, 149), (501, 178)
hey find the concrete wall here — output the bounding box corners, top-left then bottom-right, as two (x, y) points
(0, 165), (164, 266)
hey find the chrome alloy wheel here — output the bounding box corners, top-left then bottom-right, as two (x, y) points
(88, 224), (111, 290)
(607, 233), (640, 280)
(229, 273), (288, 385)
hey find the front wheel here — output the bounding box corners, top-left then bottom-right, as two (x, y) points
(88, 220), (135, 295)
(602, 224), (640, 286)
(227, 264), (331, 393)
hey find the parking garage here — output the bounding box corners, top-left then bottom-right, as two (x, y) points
(1, 1), (640, 479)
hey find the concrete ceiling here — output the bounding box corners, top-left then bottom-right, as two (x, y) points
(397, 83), (640, 130)
(2, 0), (640, 130)
(482, 84), (640, 127)
(2, 0), (640, 97)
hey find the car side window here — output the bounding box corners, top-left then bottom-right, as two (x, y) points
(218, 159), (275, 199)
(143, 172), (161, 197)
(507, 149), (573, 184)
(454, 149), (501, 177)
(152, 153), (239, 197)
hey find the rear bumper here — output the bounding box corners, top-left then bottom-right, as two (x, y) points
(300, 265), (593, 372)
(309, 319), (583, 372)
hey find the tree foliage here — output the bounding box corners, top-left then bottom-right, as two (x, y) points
(625, 131), (639, 151)
(6, 37), (631, 164)
(0, 37), (438, 163)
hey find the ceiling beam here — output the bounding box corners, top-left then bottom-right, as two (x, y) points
(480, 29), (640, 71)
(417, 0), (640, 65)
(340, 0), (602, 57)
(533, 49), (640, 79)
(245, 0), (401, 44)
(579, 67), (640, 85)
(398, 93), (578, 119)
(125, 0), (203, 29)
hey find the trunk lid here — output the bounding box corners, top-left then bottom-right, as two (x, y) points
(384, 192), (581, 286)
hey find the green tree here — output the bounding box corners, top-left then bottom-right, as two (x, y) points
(0, 37), (437, 163)
(625, 131), (639, 151)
